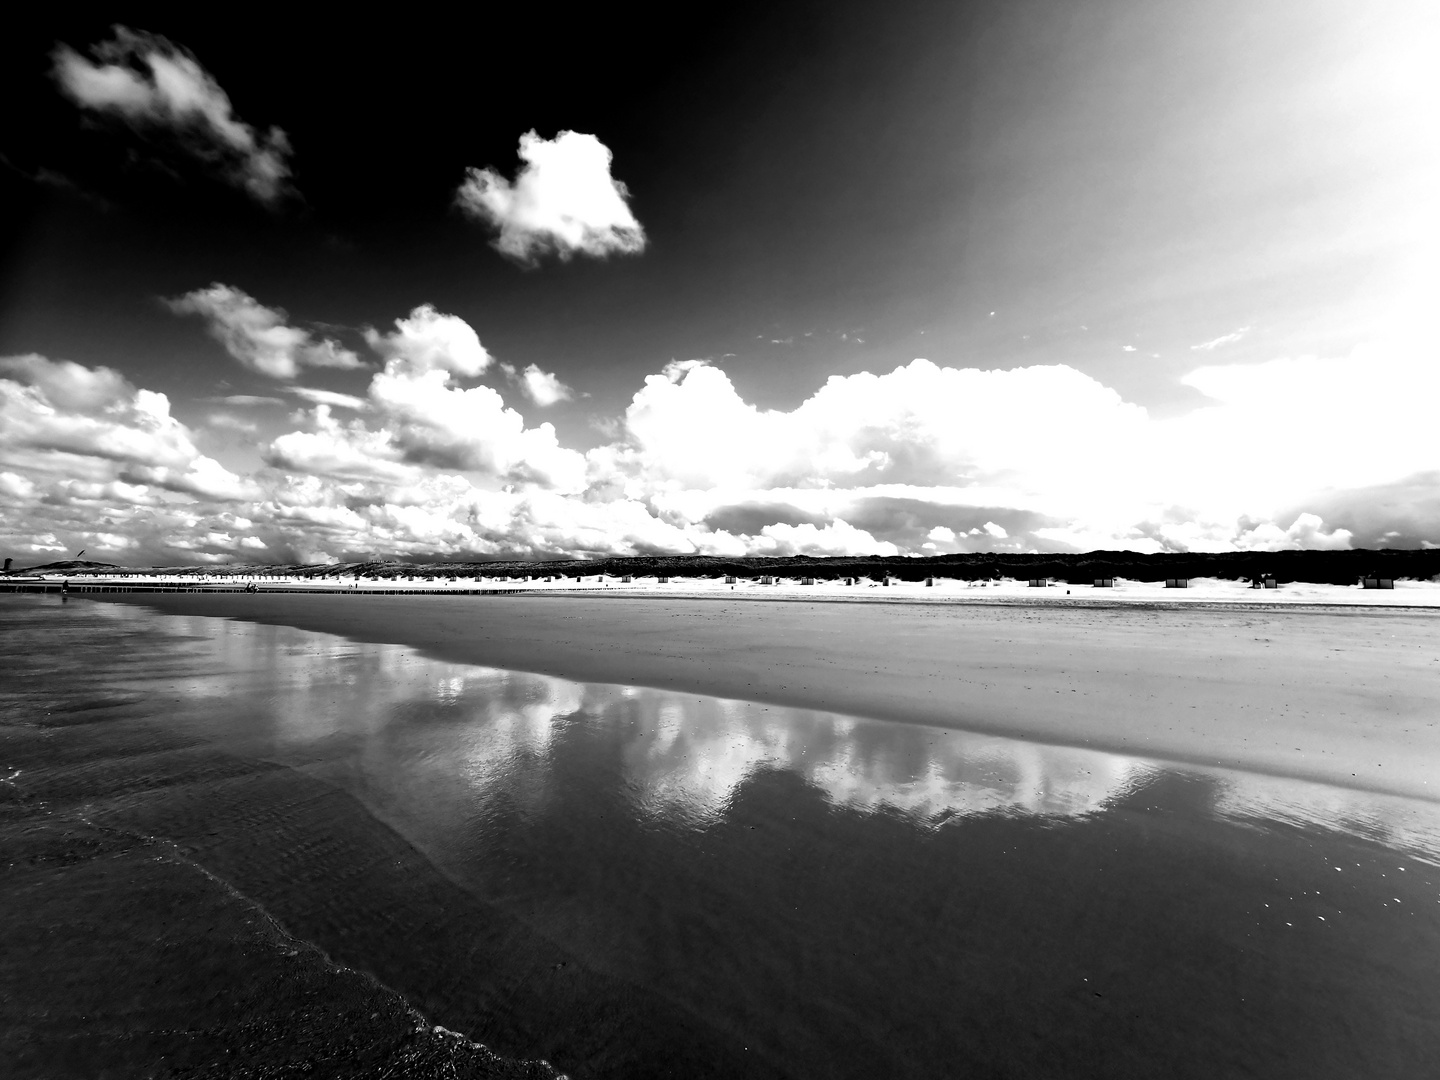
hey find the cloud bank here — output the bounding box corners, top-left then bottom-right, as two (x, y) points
(52, 27), (295, 205)
(456, 131), (646, 265)
(4, 294), (1435, 565)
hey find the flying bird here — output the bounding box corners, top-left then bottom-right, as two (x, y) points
(75, 549), (85, 558)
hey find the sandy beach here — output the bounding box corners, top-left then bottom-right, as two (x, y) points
(101, 589), (1440, 803)
(9, 592), (1440, 1078)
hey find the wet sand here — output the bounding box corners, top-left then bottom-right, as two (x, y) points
(105, 590), (1440, 803)
(8, 595), (1440, 1078)
(0, 598), (768, 1079)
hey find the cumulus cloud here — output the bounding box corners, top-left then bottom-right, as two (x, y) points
(595, 357), (1150, 496)
(4, 303), (1434, 565)
(0, 353), (258, 561)
(1235, 513), (1354, 551)
(51, 27), (294, 205)
(266, 306), (585, 492)
(169, 285), (362, 379)
(265, 406), (416, 484)
(363, 305), (491, 378)
(752, 520), (899, 557)
(455, 130), (646, 265)
(516, 363), (573, 406)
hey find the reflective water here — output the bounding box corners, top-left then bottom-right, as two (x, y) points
(6, 595), (1440, 1079)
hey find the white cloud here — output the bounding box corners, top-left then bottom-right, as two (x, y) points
(1190, 326), (1252, 351)
(1237, 513), (1354, 551)
(169, 285), (362, 379)
(455, 130), (646, 265)
(287, 386), (368, 410)
(5, 298), (1435, 564)
(518, 364), (574, 406)
(206, 394), (284, 406)
(0, 352), (257, 533)
(51, 27), (294, 205)
(265, 406), (416, 484)
(363, 305), (491, 378)
(264, 307), (585, 493)
(205, 412), (258, 434)
(753, 520), (899, 557)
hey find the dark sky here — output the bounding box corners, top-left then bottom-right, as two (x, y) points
(2, 1), (1436, 562)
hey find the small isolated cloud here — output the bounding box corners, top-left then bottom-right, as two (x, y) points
(363, 305), (491, 378)
(1121, 345), (1137, 352)
(455, 130), (646, 265)
(205, 412), (258, 434)
(982, 521), (1008, 539)
(287, 386), (368, 410)
(51, 27), (294, 206)
(926, 525), (957, 543)
(205, 394), (284, 406)
(1191, 326), (1251, 351)
(518, 364), (573, 407)
(168, 284), (362, 380)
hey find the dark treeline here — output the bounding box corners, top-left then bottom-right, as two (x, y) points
(431, 548), (1437, 585)
(10, 549), (1438, 584)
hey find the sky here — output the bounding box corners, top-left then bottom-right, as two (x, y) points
(1, 1), (1437, 565)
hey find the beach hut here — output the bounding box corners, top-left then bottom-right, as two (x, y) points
(801, 577), (815, 585)
(1362, 576), (1395, 589)
(1028, 578), (1046, 587)
(845, 577), (857, 585)
(925, 577), (936, 586)
(1094, 578), (1114, 587)
(658, 576), (670, 584)
(621, 574), (633, 583)
(725, 575), (737, 584)
(1250, 575), (1278, 589)
(1165, 578), (1188, 588)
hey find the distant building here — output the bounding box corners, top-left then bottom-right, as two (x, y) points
(1028, 578), (1047, 587)
(1165, 578), (1188, 588)
(1362, 576), (1395, 589)
(1250, 575), (1278, 589)
(1094, 578), (1114, 587)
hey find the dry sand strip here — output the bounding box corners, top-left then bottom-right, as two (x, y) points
(103, 591), (1440, 804)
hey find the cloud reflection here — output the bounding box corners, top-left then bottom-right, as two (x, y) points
(98, 602), (1440, 862)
